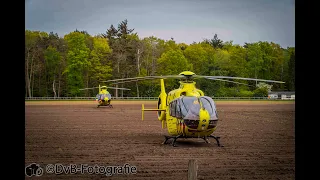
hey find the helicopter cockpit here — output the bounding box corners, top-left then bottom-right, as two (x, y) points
(169, 96), (218, 129)
(96, 93), (112, 101)
(170, 96), (217, 119)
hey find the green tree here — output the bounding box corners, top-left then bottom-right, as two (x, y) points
(44, 46), (61, 97)
(89, 37), (113, 88)
(25, 30), (39, 97)
(204, 34), (224, 49)
(63, 32), (90, 96)
(157, 49), (192, 75)
(141, 36), (166, 76)
(246, 43), (263, 85)
(157, 49), (192, 90)
(25, 30), (49, 97)
(183, 43), (207, 74)
(25, 26), (294, 97)
(105, 19), (136, 80)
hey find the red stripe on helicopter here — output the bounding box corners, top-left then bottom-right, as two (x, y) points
(183, 123), (186, 136)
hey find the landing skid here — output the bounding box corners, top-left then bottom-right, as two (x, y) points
(162, 135), (182, 147)
(203, 135), (224, 147)
(162, 135), (223, 147)
(97, 104), (113, 108)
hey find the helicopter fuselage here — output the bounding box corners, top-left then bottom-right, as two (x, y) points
(158, 80), (218, 138)
(96, 89), (111, 106)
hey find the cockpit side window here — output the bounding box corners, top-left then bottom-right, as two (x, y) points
(169, 99), (183, 118)
(96, 94), (100, 100)
(176, 100), (182, 118)
(170, 100), (176, 117)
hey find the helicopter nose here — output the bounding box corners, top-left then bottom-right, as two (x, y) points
(201, 120), (207, 130)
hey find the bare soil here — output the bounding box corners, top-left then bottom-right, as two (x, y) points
(25, 101), (295, 179)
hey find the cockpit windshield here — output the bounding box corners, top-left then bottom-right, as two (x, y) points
(180, 97), (200, 117)
(96, 93), (112, 100)
(169, 96), (217, 120)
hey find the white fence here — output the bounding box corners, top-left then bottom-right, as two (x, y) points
(24, 96), (294, 100)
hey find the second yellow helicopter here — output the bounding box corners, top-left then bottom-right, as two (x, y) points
(79, 85), (130, 108)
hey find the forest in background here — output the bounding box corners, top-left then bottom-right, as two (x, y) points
(25, 19), (295, 98)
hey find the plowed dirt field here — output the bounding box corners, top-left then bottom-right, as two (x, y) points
(25, 101), (295, 179)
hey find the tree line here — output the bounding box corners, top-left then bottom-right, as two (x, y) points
(25, 19), (295, 98)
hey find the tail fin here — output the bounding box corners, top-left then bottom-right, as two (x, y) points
(158, 79), (167, 121)
(160, 79), (165, 94)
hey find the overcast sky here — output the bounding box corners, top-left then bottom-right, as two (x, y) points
(25, 0), (295, 48)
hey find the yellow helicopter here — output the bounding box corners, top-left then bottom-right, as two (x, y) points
(79, 85), (131, 108)
(102, 71), (285, 147)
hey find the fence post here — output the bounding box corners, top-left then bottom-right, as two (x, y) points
(188, 159), (198, 180)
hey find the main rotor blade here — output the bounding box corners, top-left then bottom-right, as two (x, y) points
(210, 78), (255, 87)
(79, 87), (99, 90)
(79, 86), (130, 90)
(107, 87), (131, 90)
(197, 75), (285, 84)
(101, 75), (183, 83)
(101, 74), (284, 85)
(110, 78), (162, 85)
